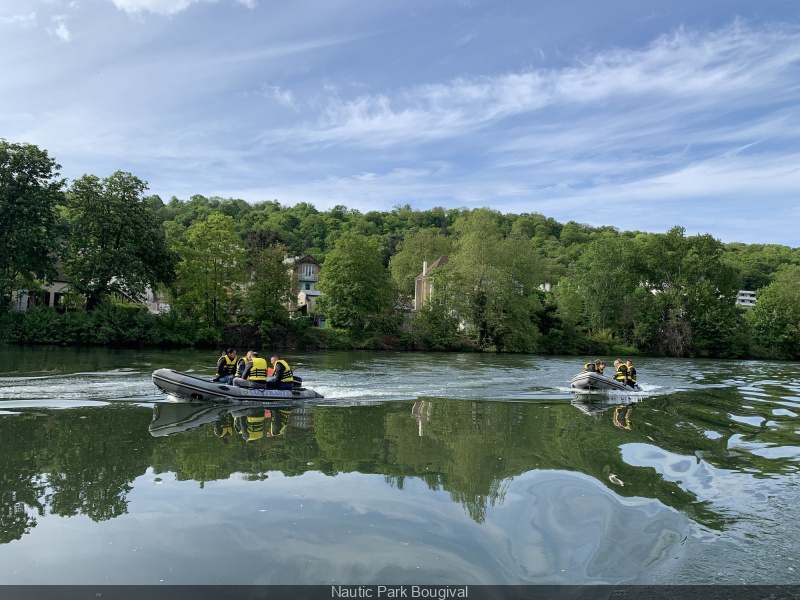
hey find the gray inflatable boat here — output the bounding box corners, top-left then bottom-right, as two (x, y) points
(570, 371), (641, 392)
(152, 368), (324, 402)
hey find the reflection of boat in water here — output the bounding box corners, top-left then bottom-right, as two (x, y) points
(570, 371), (641, 392)
(571, 393), (641, 429)
(149, 401), (299, 438)
(152, 368), (324, 402)
(149, 402), (234, 437)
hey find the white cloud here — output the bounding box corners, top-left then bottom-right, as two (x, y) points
(262, 85), (296, 108)
(109, 0), (253, 16)
(48, 15), (71, 41)
(0, 12), (36, 26)
(265, 22), (800, 153)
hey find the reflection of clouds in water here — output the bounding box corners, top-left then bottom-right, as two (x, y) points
(106, 470), (686, 585)
(620, 442), (782, 511)
(490, 470), (688, 584)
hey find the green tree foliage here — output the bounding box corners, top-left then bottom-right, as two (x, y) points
(0, 140), (65, 309)
(242, 244), (293, 334)
(445, 210), (545, 351)
(317, 233), (393, 330)
(636, 227), (743, 357)
(746, 266), (800, 359)
(64, 172), (176, 310)
(171, 213), (245, 329)
(573, 236), (641, 335)
(389, 228), (453, 295)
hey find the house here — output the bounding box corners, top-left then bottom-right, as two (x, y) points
(413, 256), (449, 311)
(736, 290), (757, 307)
(288, 254), (326, 326)
(12, 269), (169, 314)
(12, 271), (70, 311)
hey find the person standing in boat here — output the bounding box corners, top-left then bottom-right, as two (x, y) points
(626, 360), (637, 388)
(234, 352), (270, 388)
(613, 359), (629, 385)
(266, 354), (294, 390)
(214, 348), (238, 384)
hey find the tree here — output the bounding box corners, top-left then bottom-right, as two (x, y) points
(746, 266), (800, 359)
(243, 244), (293, 334)
(389, 228), (453, 295)
(572, 236), (641, 336)
(0, 141), (65, 309)
(317, 233), (392, 330)
(64, 172), (176, 310)
(171, 213), (245, 329)
(446, 210), (545, 351)
(637, 226), (742, 356)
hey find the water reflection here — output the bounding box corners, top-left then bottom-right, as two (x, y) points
(3, 350), (800, 584)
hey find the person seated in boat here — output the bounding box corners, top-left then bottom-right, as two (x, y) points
(625, 360), (637, 388)
(235, 350), (254, 379)
(266, 354), (294, 390)
(233, 352), (271, 388)
(613, 359), (629, 385)
(597, 361), (606, 374)
(213, 347), (238, 384)
(582, 360), (600, 373)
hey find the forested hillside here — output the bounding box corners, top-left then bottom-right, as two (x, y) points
(2, 140), (799, 358)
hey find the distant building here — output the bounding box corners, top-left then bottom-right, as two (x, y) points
(736, 290), (757, 307)
(288, 254), (326, 327)
(11, 268), (169, 314)
(413, 256), (449, 311)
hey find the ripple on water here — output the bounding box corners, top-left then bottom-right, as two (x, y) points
(492, 470), (688, 584)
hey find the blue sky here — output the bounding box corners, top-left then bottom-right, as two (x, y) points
(2, 0), (799, 245)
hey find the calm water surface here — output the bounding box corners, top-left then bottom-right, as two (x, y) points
(1, 346), (799, 585)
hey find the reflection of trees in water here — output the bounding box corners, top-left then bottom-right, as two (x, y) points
(6, 385), (797, 545)
(0, 407), (153, 543)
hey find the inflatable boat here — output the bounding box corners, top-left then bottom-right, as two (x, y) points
(570, 371), (641, 392)
(152, 368), (324, 402)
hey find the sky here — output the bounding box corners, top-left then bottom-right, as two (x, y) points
(2, 0), (800, 246)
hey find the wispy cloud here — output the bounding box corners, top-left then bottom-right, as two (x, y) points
(267, 22), (800, 152)
(0, 12), (36, 26)
(48, 15), (71, 41)
(110, 0), (255, 16)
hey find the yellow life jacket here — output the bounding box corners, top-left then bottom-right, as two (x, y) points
(218, 354), (237, 376)
(249, 357), (270, 381)
(613, 364), (628, 381)
(627, 366), (637, 385)
(583, 362), (596, 373)
(273, 359), (294, 382)
(236, 357), (251, 378)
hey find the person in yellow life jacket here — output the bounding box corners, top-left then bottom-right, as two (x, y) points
(213, 347), (237, 384)
(235, 350), (253, 378)
(267, 354), (294, 390)
(234, 352), (272, 388)
(625, 360), (637, 388)
(597, 361), (606, 375)
(613, 359), (629, 385)
(583, 360), (599, 373)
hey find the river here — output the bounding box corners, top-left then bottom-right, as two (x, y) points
(0, 346), (799, 586)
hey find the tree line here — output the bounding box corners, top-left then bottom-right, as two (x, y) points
(2, 139), (799, 358)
